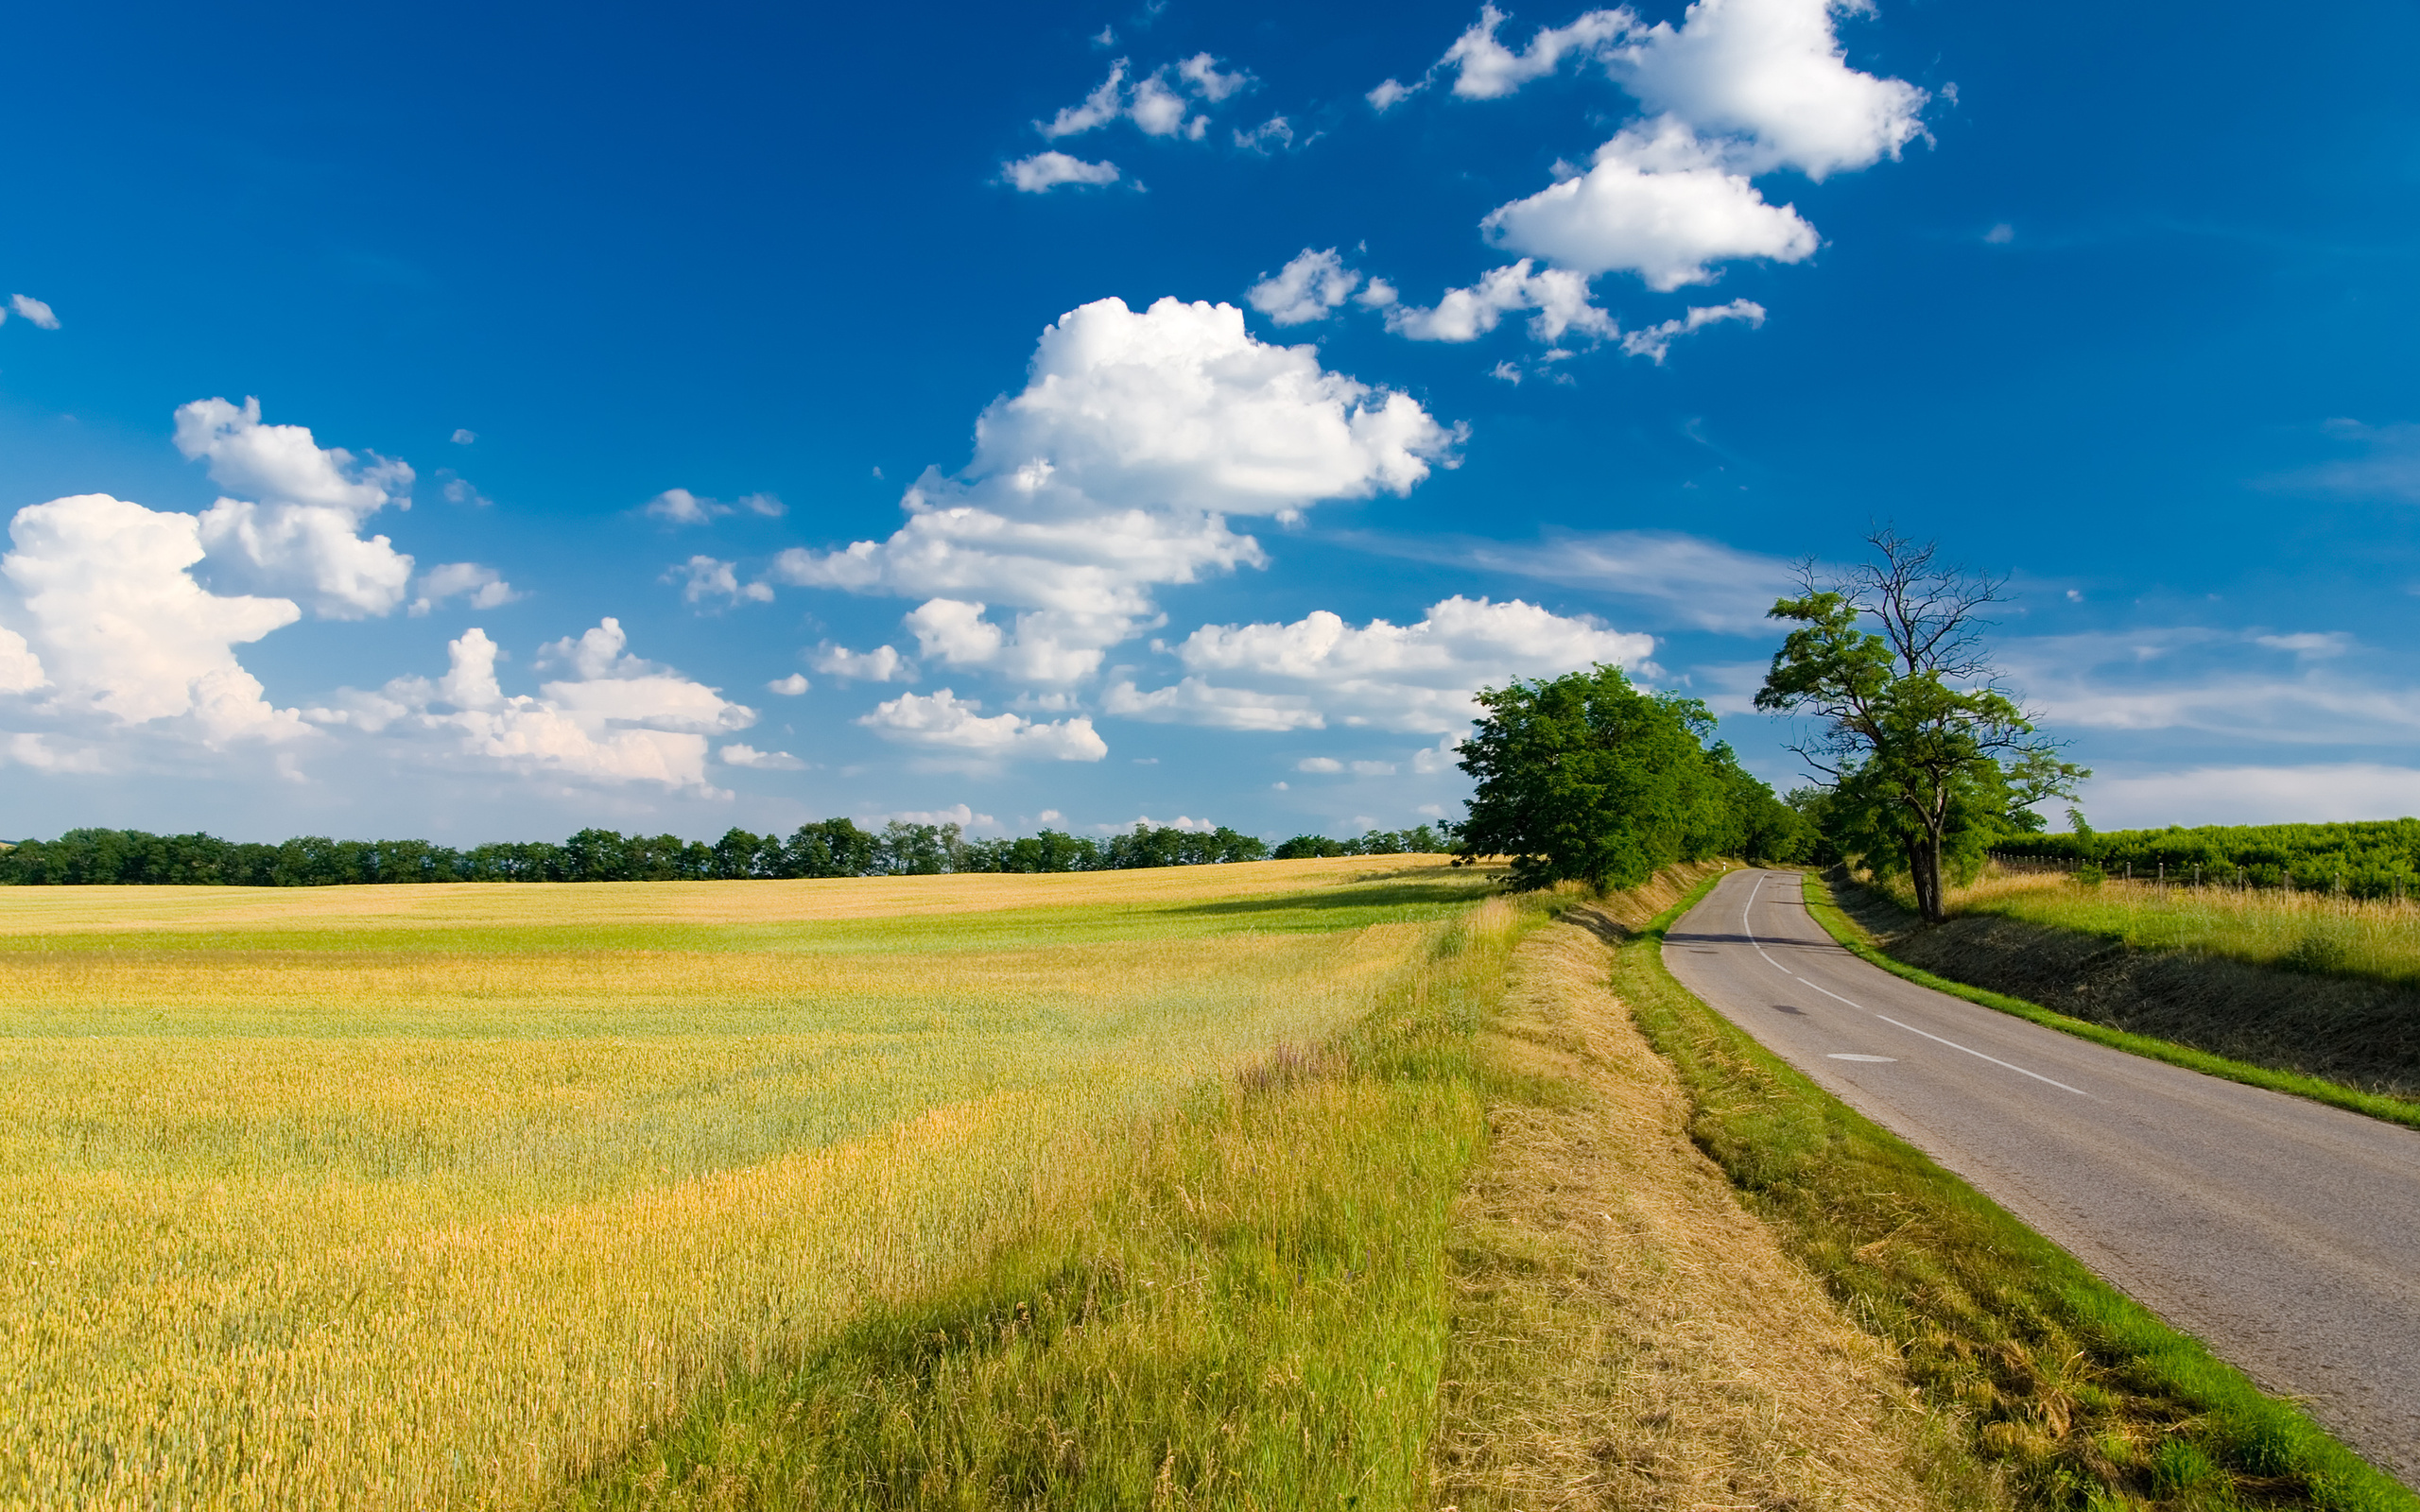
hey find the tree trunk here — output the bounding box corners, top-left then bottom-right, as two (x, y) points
(1907, 833), (1946, 923)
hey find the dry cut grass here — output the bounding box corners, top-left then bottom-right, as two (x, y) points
(0, 858), (1489, 1511)
(1434, 862), (1949, 1512)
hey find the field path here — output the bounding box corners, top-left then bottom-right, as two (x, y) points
(1664, 868), (2420, 1486)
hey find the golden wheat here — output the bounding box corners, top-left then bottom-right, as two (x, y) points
(0, 858), (1484, 1510)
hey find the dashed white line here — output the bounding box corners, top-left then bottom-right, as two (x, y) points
(1730, 871), (2092, 1100)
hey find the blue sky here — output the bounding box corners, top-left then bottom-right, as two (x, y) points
(4, 0), (2417, 845)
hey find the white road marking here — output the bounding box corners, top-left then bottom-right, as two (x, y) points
(1828, 1054), (1897, 1062)
(1728, 870), (2093, 1100)
(1872, 1014), (2093, 1096)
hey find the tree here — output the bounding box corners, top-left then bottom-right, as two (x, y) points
(1457, 663), (1742, 891)
(1754, 530), (2086, 923)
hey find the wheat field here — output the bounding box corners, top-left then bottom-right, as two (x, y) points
(0, 858), (1488, 1511)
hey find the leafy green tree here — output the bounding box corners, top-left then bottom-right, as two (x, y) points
(1755, 531), (2085, 923)
(1456, 663), (1739, 890)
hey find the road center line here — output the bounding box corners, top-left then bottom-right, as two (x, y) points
(1730, 871), (2094, 1100)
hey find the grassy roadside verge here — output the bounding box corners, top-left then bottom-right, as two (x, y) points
(560, 892), (1547, 1510)
(1800, 871), (2420, 1133)
(1623, 873), (2416, 1511)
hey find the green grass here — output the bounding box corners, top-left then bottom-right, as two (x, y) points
(1622, 874), (2417, 1512)
(560, 894), (1541, 1510)
(1796, 873), (2420, 1133)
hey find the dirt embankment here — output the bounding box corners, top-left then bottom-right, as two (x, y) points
(1833, 874), (2420, 1102)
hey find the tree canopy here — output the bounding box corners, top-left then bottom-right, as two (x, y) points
(1455, 662), (1809, 890)
(1755, 531), (2084, 922)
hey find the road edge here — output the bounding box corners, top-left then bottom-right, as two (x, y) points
(1626, 869), (2417, 1510)
(1798, 868), (2420, 1134)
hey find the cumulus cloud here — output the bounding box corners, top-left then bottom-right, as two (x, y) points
(1618, 297), (1765, 360)
(1037, 57), (1236, 146)
(175, 397), (417, 619)
(1385, 259), (1616, 342)
(1483, 119), (1819, 289)
(1602, 0), (1929, 180)
(7, 294), (60, 329)
(1178, 53), (1253, 101)
(1439, 4), (1634, 98)
(766, 296), (1456, 684)
(670, 555), (776, 605)
(1233, 116), (1296, 152)
(719, 742), (804, 769)
(808, 643), (913, 681)
(1107, 595), (1652, 734)
(321, 620), (753, 789)
(1367, 77), (1421, 112)
(858, 688), (1108, 761)
(1004, 151), (1124, 192)
(408, 560), (518, 616)
(450, 428), (477, 445)
(1, 492), (304, 743)
(1246, 248), (1364, 325)
(767, 673), (811, 695)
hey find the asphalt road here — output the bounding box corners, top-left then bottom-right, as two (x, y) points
(1662, 868), (2420, 1485)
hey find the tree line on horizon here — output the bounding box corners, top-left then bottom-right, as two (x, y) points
(0, 818), (1467, 887)
(1990, 816), (2420, 898)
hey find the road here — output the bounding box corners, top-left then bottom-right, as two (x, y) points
(1661, 868), (2420, 1485)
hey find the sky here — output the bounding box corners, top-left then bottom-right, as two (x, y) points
(3, 0), (2417, 846)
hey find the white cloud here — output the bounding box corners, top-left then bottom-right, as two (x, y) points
(1412, 734), (1461, 773)
(670, 555), (775, 605)
(450, 428), (477, 445)
(2083, 765), (2420, 829)
(1128, 72), (1194, 136)
(1386, 258), (1616, 342)
(1483, 118), (1819, 289)
(858, 688), (1108, 761)
(176, 397), (417, 619)
(1, 492), (305, 742)
(1601, 0), (1929, 180)
(1111, 594), (1653, 734)
(1618, 297), (1765, 360)
(1298, 756), (1344, 772)
(1233, 116), (1295, 153)
(0, 625), (47, 693)
(808, 643), (913, 681)
(1247, 248), (1363, 325)
(904, 597), (1009, 667)
(1003, 151), (1125, 193)
(8, 294), (60, 329)
(719, 743), (804, 769)
(330, 620), (753, 790)
(1040, 60), (1132, 138)
(2254, 631), (2353, 659)
(1366, 77), (1422, 112)
(1996, 627), (2420, 748)
(1178, 53), (1252, 100)
(408, 560), (518, 616)
(2268, 421), (2420, 505)
(881, 802), (1002, 832)
(1098, 813), (1221, 833)
(644, 488), (782, 524)
(1984, 222), (2014, 245)
(767, 673), (811, 695)
(0, 732), (106, 772)
(1363, 526), (1790, 632)
(767, 296), (1455, 684)
(437, 471), (494, 507)
(1439, 4), (1634, 99)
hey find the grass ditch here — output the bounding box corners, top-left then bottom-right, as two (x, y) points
(559, 892), (1542, 1510)
(1804, 871), (2420, 1132)
(1434, 862), (1971, 1511)
(1620, 873), (2417, 1511)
